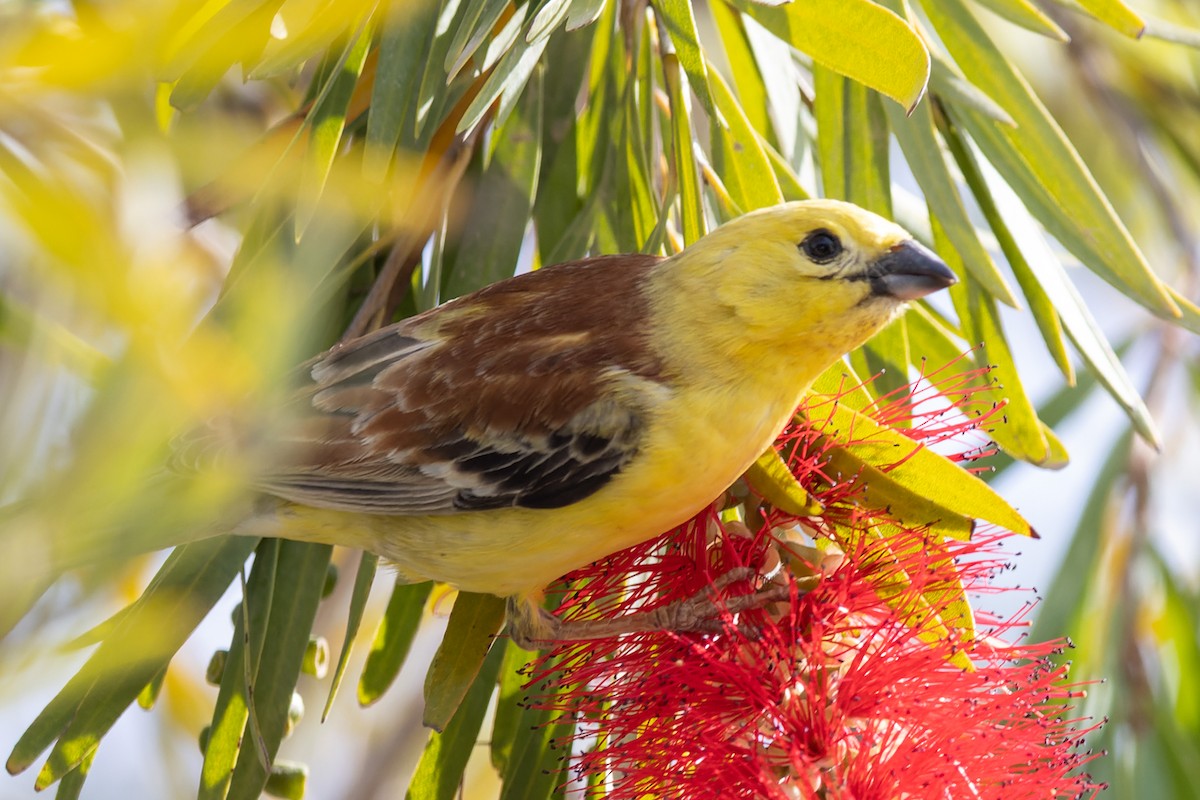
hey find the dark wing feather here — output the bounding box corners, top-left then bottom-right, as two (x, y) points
(253, 255), (667, 515)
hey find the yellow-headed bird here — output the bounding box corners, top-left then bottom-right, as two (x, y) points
(220, 200), (955, 646)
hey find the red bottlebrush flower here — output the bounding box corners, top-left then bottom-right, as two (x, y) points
(526, 369), (1104, 799)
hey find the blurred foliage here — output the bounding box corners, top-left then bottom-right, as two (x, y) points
(0, 0), (1197, 797)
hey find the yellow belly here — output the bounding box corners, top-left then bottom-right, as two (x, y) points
(268, 377), (803, 597)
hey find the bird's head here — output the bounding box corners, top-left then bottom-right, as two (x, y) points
(666, 199), (956, 365)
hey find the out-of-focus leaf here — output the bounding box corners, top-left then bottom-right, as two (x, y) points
(1075, 0), (1146, 38)
(422, 592), (506, 732)
(9, 537), (257, 786)
(249, 0), (377, 78)
(53, 749), (93, 800)
(964, 135), (1161, 447)
(297, 17), (374, 240)
(322, 553), (379, 721)
(710, 0), (773, 139)
(813, 65), (847, 200)
(365, 0), (441, 177)
(407, 641), (506, 800)
(925, 0), (1179, 319)
(566, 0), (607, 30)
(654, 0), (718, 120)
(445, 0), (510, 77)
(1030, 430), (1131, 643)
(165, 0), (285, 109)
(457, 22), (549, 135)
(736, 0), (929, 111)
(762, 140), (812, 200)
(887, 101), (1017, 306)
(811, 399), (1037, 537)
(939, 118), (1072, 381)
(708, 70), (782, 212)
(906, 303), (968, 372)
(137, 668), (167, 711)
(358, 581), (433, 707)
(444, 68), (542, 297)
(528, 0), (573, 44)
(663, 52), (705, 245)
(929, 57), (1015, 126)
(1143, 15), (1200, 48)
(972, 0), (1068, 40)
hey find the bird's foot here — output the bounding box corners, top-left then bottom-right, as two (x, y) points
(505, 568), (796, 651)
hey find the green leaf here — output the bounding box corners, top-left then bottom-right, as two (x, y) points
(653, 0), (718, 120)
(528, 0), (573, 44)
(710, 0), (774, 140)
(745, 447), (823, 517)
(813, 65), (847, 200)
(9, 537), (257, 786)
(364, 0), (441, 178)
(444, 67), (543, 298)
(296, 16), (374, 240)
(457, 24), (549, 135)
(961, 133), (1161, 447)
(925, 0), (1179, 319)
(322, 553), (379, 722)
(1075, 0), (1146, 37)
(489, 642), (529, 773)
(938, 118), (1072, 381)
(886, 100), (1017, 306)
(357, 581), (433, 707)
(811, 399), (1037, 537)
(929, 56), (1015, 127)
(736, 0), (929, 111)
(971, 0), (1068, 40)
(662, 52), (705, 245)
(939, 213), (1055, 466)
(708, 69), (783, 212)
(54, 748), (93, 800)
(566, 0), (607, 30)
(445, 0), (512, 77)
(422, 592), (506, 732)
(225, 542), (332, 800)
(498, 659), (573, 800)
(407, 641), (506, 800)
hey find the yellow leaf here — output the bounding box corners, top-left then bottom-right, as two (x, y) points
(745, 449), (823, 517)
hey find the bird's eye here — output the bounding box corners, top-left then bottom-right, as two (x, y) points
(800, 230), (843, 264)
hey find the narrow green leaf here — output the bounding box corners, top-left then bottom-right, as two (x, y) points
(444, 0), (511, 77)
(710, 0), (774, 139)
(444, 67), (543, 297)
(1029, 429), (1132, 643)
(745, 448), (822, 517)
(407, 642), (506, 800)
(566, 0), (607, 30)
(761, 139), (812, 200)
(53, 749), (93, 800)
(653, 0), (718, 120)
(422, 592), (507, 732)
(358, 581), (433, 706)
(929, 57), (1015, 127)
(1143, 15), (1200, 48)
(498, 658), (573, 800)
(963, 134), (1161, 446)
(322, 553), (379, 722)
(811, 397), (1037, 536)
(663, 52), (705, 245)
(11, 537), (256, 785)
(972, 0), (1069, 40)
(885, 100), (1018, 306)
(863, 315), (910, 400)
(940, 219), (1054, 465)
(457, 29), (549, 135)
(198, 540), (280, 800)
(528, 0), (573, 44)
(136, 668), (167, 711)
(225, 542), (332, 800)
(736, 0), (929, 111)
(296, 17), (374, 241)
(708, 69), (783, 211)
(939, 117), (1072, 380)
(365, 0), (438, 177)
(906, 303), (968, 371)
(489, 641), (529, 773)
(813, 65), (847, 200)
(1075, 0), (1146, 37)
(925, 0), (1179, 319)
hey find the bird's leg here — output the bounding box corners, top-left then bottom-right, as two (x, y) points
(505, 568), (796, 650)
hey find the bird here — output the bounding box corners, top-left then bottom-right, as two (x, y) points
(198, 199), (957, 648)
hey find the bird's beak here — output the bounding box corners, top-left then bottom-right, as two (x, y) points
(868, 240), (957, 301)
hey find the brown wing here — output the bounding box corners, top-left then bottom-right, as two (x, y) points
(256, 254), (669, 514)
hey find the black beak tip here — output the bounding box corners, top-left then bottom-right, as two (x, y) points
(871, 240), (957, 301)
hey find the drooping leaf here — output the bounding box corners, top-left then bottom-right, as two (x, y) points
(358, 581), (433, 707)
(322, 552), (379, 721)
(422, 592), (506, 732)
